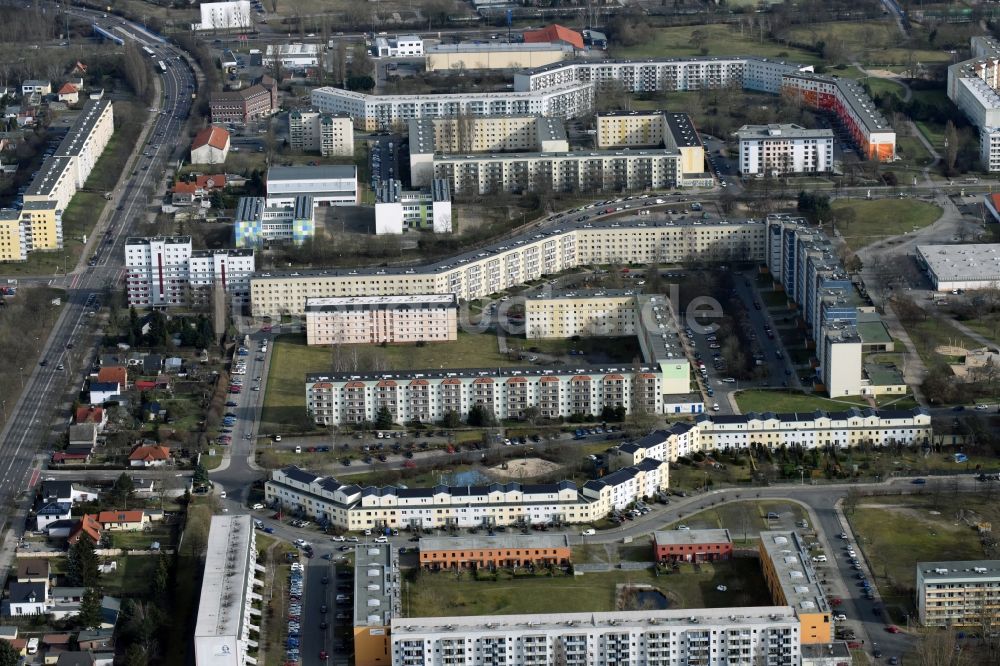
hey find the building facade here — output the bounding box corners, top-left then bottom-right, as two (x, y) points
(310, 83), (595, 132)
(948, 37), (1000, 171)
(374, 179), (452, 235)
(390, 608), (801, 666)
(524, 289), (639, 338)
(425, 43), (571, 72)
(53, 99), (115, 188)
(288, 110), (354, 157)
(125, 236), (255, 308)
(191, 125), (231, 165)
(736, 124), (834, 175)
(304, 294), (458, 346)
(758, 531), (833, 645)
(596, 110), (706, 177)
(265, 460), (668, 531)
(374, 35), (424, 57)
(916, 243), (1000, 292)
(916, 560), (1000, 627)
(265, 165), (358, 206)
(193, 0), (251, 31)
(417, 534), (571, 570)
(652, 529), (733, 563)
(193, 515), (261, 666)
(209, 83), (276, 125)
(234, 195), (315, 247)
(264, 43), (320, 68)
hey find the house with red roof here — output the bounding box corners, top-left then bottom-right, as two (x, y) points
(74, 406), (107, 430)
(51, 451), (91, 465)
(96, 366), (128, 389)
(67, 514), (101, 545)
(523, 24), (584, 50)
(128, 444), (171, 468)
(57, 83), (79, 105)
(191, 125), (230, 165)
(194, 173), (227, 190)
(96, 510), (148, 531)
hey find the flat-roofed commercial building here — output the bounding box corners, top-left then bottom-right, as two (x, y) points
(653, 529), (733, 563)
(234, 195), (315, 247)
(390, 608), (801, 666)
(354, 542), (399, 666)
(304, 294), (458, 346)
(736, 124), (834, 176)
(425, 42), (572, 72)
(264, 43), (319, 68)
(265, 460), (667, 531)
(193, 515), (260, 666)
(250, 217), (767, 318)
(310, 82), (595, 132)
(758, 531), (833, 645)
(916, 560), (1000, 627)
(288, 110), (354, 157)
(418, 534), (571, 569)
(265, 165), (358, 206)
(374, 179), (452, 235)
(916, 243), (1000, 292)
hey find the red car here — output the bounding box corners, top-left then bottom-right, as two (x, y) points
(886, 625), (900, 634)
(318, 651), (328, 661)
(829, 597), (843, 607)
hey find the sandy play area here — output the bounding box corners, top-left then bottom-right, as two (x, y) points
(488, 457), (562, 479)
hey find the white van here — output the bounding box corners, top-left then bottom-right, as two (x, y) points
(581, 528), (596, 536)
(27, 638), (38, 654)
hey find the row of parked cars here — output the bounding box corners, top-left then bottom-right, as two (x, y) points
(285, 562), (305, 663)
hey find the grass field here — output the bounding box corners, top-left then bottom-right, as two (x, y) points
(829, 199), (942, 252)
(849, 493), (990, 615)
(665, 500), (809, 542)
(915, 120), (947, 152)
(610, 24), (823, 64)
(735, 389), (871, 413)
(896, 135), (934, 167)
(898, 317), (981, 366)
(781, 21), (952, 67)
(866, 77), (906, 99)
(404, 559), (772, 617)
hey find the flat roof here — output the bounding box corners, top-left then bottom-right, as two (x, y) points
(527, 288), (638, 300)
(427, 42), (573, 54)
(917, 560), (1000, 583)
(664, 112), (703, 149)
(55, 99), (111, 157)
(305, 294), (456, 310)
(311, 81), (592, 105)
(126, 235), (191, 246)
(520, 55), (807, 76)
(191, 248), (254, 258)
(266, 165), (357, 181)
(735, 123), (834, 140)
(354, 543), (399, 628)
(24, 156), (73, 197)
(856, 318), (891, 345)
(307, 362), (661, 384)
(863, 363), (904, 386)
(653, 528), (732, 546)
(418, 534), (569, 552)
(759, 531), (829, 615)
(917, 243), (1000, 283)
(433, 147), (678, 163)
(194, 515), (253, 640)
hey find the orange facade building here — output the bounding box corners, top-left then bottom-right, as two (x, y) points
(419, 534), (571, 570)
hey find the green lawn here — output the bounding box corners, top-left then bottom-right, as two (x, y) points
(829, 199), (942, 252)
(665, 500), (809, 542)
(262, 331), (519, 433)
(405, 559), (772, 617)
(848, 494), (988, 615)
(896, 135), (934, 167)
(915, 120), (947, 152)
(100, 555), (159, 596)
(735, 389), (872, 413)
(897, 317), (982, 366)
(610, 24), (823, 64)
(781, 21), (952, 67)
(513, 336), (643, 362)
(866, 77), (906, 98)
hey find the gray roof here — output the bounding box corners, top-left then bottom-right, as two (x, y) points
(54, 100), (112, 157)
(419, 534), (569, 552)
(266, 165), (356, 181)
(735, 123), (834, 140)
(653, 528), (732, 546)
(354, 544), (399, 629)
(917, 560), (1000, 582)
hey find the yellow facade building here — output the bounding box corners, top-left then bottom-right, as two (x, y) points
(758, 531), (833, 645)
(0, 211), (27, 262)
(597, 110), (706, 177)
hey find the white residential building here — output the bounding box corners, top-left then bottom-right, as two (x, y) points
(948, 37), (1000, 171)
(304, 294), (458, 346)
(916, 560), (1000, 627)
(193, 515), (262, 666)
(125, 236), (256, 308)
(52, 99), (115, 188)
(736, 124), (834, 176)
(374, 179), (452, 234)
(288, 110), (354, 157)
(192, 0), (252, 31)
(374, 35), (423, 57)
(310, 82), (595, 132)
(265, 165), (358, 206)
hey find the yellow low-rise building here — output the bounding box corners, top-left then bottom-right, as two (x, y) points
(20, 200), (62, 251)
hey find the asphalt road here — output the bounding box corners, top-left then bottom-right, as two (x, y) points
(0, 5), (195, 562)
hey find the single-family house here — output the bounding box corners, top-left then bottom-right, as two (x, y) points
(16, 559), (50, 584)
(142, 354), (164, 375)
(5, 582), (48, 616)
(17, 107), (36, 127)
(74, 407), (107, 430)
(144, 401), (165, 422)
(164, 357), (183, 373)
(171, 181), (198, 205)
(68, 424), (98, 450)
(56, 653), (96, 666)
(76, 629), (114, 652)
(96, 366), (128, 389)
(132, 478), (157, 497)
(96, 510), (148, 531)
(71, 62), (87, 75)
(190, 125), (230, 165)
(41, 480), (98, 506)
(56, 83), (78, 104)
(67, 514), (101, 546)
(99, 596), (120, 629)
(87, 382), (120, 405)
(21, 80), (51, 96)
(36, 503), (72, 531)
(51, 450), (91, 465)
(128, 444), (171, 467)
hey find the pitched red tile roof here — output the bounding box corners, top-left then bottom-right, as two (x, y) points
(523, 24), (583, 50)
(192, 125), (230, 151)
(75, 406), (104, 424)
(195, 174), (227, 189)
(173, 182), (198, 195)
(57, 83), (78, 94)
(97, 510), (145, 525)
(52, 451), (90, 463)
(68, 514), (101, 544)
(128, 444), (171, 462)
(96, 366), (127, 386)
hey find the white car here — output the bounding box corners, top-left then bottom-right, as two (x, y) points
(834, 613), (847, 622)
(290, 563), (304, 571)
(364, 529), (372, 536)
(252, 503), (264, 510)
(677, 525), (690, 531)
(812, 555), (827, 563)
(293, 539), (310, 548)
(274, 435), (282, 442)
(331, 535), (345, 542)
(374, 536), (389, 544)
(581, 528), (596, 536)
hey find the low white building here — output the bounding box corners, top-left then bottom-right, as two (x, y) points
(264, 43), (320, 68)
(374, 35), (423, 57)
(916, 243), (1000, 292)
(192, 0), (252, 31)
(190, 125), (231, 165)
(736, 123), (834, 176)
(265, 165), (358, 206)
(374, 179), (451, 234)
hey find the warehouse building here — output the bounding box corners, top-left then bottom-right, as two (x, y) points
(425, 42), (572, 72)
(265, 165), (358, 206)
(916, 243), (1000, 292)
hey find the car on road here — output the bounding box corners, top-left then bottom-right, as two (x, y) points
(911, 478), (927, 484)
(293, 539), (310, 548)
(581, 528), (596, 536)
(331, 535), (345, 542)
(833, 613), (847, 621)
(885, 625), (900, 634)
(39, 359), (47, 366)
(374, 536), (389, 543)
(252, 503), (264, 510)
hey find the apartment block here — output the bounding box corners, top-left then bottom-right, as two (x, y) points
(374, 179), (452, 235)
(916, 560), (1000, 627)
(250, 217), (767, 317)
(288, 110), (354, 157)
(234, 195), (315, 247)
(758, 531), (833, 645)
(18, 201), (63, 252)
(125, 236), (255, 308)
(418, 534), (571, 570)
(948, 37), (1000, 171)
(390, 608), (801, 666)
(596, 110), (706, 178)
(265, 165), (357, 206)
(736, 124), (834, 176)
(304, 294), (458, 346)
(310, 82), (595, 132)
(354, 543), (399, 666)
(22, 156), (76, 217)
(192, 0), (251, 31)
(265, 459), (667, 531)
(524, 289), (639, 338)
(0, 210), (27, 261)
(193, 515), (261, 666)
(53, 99), (114, 188)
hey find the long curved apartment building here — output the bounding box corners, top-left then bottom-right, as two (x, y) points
(948, 36), (1000, 171)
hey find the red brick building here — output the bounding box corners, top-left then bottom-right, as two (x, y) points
(653, 528), (733, 563)
(419, 534), (571, 570)
(209, 76), (277, 124)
